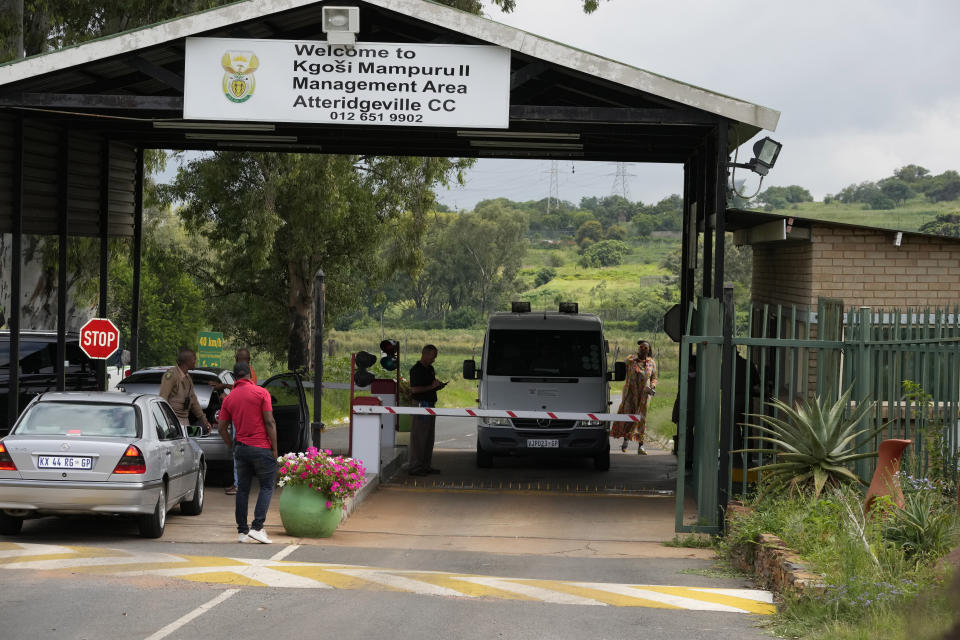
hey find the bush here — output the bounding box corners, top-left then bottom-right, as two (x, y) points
(533, 267), (557, 288)
(883, 487), (960, 563)
(445, 307), (482, 329)
(577, 239), (629, 268)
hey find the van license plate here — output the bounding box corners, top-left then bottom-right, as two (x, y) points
(527, 439), (559, 448)
(38, 456), (93, 470)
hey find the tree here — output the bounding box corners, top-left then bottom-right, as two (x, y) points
(575, 220), (603, 248)
(1, 0), (610, 61)
(758, 185), (813, 210)
(926, 171), (960, 203)
(878, 177), (914, 206)
(578, 239), (628, 268)
(423, 204), (528, 316)
(894, 164), (930, 183)
(162, 152), (471, 370)
(534, 267), (557, 288)
(918, 213), (960, 239)
(109, 206), (207, 366)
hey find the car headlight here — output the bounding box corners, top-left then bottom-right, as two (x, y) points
(582, 419), (603, 426)
(486, 417), (512, 427)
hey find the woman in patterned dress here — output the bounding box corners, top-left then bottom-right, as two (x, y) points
(611, 340), (658, 454)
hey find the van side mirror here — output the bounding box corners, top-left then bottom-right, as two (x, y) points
(463, 359), (478, 380)
(608, 361), (626, 382)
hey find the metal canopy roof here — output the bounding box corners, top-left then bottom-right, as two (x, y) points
(0, 0), (779, 163)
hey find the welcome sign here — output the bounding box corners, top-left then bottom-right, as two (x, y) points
(183, 37), (511, 128)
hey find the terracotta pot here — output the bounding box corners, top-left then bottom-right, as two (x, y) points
(864, 438), (911, 513)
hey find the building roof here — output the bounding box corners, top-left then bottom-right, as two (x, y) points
(726, 208), (958, 244)
(0, 0), (779, 161)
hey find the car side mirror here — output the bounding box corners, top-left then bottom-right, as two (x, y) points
(608, 361), (626, 382)
(462, 359), (479, 380)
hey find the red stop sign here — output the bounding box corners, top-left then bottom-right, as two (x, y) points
(79, 318), (120, 359)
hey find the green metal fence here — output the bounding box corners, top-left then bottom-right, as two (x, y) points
(675, 294), (960, 533)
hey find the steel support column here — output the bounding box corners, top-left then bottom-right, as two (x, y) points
(5, 116), (24, 432)
(130, 147), (143, 371)
(56, 128), (69, 392)
(97, 138), (110, 389)
(311, 269), (325, 448)
(713, 125), (729, 295)
(698, 143), (712, 298)
(718, 283), (735, 518)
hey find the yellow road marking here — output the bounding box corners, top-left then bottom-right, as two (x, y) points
(523, 579), (684, 609)
(640, 586), (776, 615)
(0, 542), (773, 613)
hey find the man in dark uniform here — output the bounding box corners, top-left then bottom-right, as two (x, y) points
(408, 344), (444, 476)
(159, 347), (212, 432)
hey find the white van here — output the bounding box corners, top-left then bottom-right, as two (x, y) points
(463, 303), (625, 471)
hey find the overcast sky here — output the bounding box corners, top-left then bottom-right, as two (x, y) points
(437, 0), (960, 210)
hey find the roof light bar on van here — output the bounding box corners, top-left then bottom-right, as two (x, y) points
(558, 302), (579, 314)
(511, 302), (531, 313)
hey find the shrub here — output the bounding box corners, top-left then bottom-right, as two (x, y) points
(577, 239), (629, 268)
(445, 307), (482, 329)
(739, 388), (885, 498)
(883, 489), (959, 563)
(533, 267), (557, 288)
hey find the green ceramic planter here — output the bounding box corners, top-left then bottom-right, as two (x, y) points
(278, 485), (342, 538)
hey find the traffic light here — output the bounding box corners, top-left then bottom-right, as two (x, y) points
(379, 339), (399, 371)
(354, 351), (377, 387)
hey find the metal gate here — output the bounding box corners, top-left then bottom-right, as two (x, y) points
(676, 294), (960, 533)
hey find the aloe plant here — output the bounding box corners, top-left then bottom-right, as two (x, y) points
(738, 387), (885, 498)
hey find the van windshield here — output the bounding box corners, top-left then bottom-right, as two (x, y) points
(487, 330), (604, 377)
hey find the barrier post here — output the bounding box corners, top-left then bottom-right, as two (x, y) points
(351, 396), (382, 476)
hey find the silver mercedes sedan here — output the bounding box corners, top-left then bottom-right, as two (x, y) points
(0, 392), (205, 538)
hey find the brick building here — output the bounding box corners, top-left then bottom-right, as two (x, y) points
(729, 210), (960, 312)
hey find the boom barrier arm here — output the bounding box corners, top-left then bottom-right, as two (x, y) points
(351, 405), (643, 422)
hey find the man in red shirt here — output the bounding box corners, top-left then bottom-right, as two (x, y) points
(217, 361), (278, 544)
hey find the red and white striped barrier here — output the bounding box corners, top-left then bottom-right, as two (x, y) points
(351, 405), (643, 422)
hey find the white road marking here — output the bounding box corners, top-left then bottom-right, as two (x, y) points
(270, 544), (300, 562)
(688, 586), (775, 603)
(2, 551), (187, 570)
(143, 588), (239, 640)
(0, 543), (77, 558)
(334, 569), (474, 597)
(573, 582), (753, 613)
(456, 576), (606, 605)
(1, 543), (774, 613)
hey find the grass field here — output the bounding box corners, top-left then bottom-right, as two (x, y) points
(757, 195), (960, 232)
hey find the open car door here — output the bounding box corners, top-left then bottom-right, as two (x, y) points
(261, 373), (309, 455)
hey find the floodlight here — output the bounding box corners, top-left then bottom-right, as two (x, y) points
(511, 301), (531, 313)
(322, 6), (360, 45)
(729, 136), (783, 176)
(558, 302), (579, 314)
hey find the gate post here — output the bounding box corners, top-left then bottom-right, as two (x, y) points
(854, 307), (873, 480)
(718, 284), (735, 518)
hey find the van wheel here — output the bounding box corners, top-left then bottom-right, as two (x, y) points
(594, 450), (610, 471)
(138, 485), (166, 538)
(0, 511), (24, 535)
(476, 442), (494, 468)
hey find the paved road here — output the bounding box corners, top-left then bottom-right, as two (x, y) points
(1, 539), (774, 640)
(0, 402), (776, 640)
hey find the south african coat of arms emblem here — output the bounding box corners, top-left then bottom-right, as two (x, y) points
(221, 51), (259, 103)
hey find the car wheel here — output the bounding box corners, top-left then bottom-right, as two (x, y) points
(0, 511), (24, 535)
(180, 465), (205, 516)
(594, 449), (610, 471)
(476, 441), (494, 468)
(138, 484), (166, 538)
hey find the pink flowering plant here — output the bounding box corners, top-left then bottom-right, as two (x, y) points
(276, 446), (367, 509)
